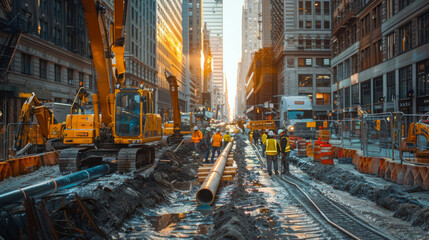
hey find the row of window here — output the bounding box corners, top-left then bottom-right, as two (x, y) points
(299, 92), (331, 105)
(386, 0), (416, 19)
(361, 4), (382, 38)
(299, 1), (330, 15)
(298, 74), (331, 88)
(336, 59), (429, 108)
(386, 11), (429, 60)
(297, 39), (330, 50)
(299, 20), (330, 29)
(297, 58), (330, 67)
(20, 53), (93, 89)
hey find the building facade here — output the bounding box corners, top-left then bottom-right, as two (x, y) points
(0, 0), (94, 126)
(332, 0), (429, 116)
(125, 0), (157, 90)
(237, 0), (263, 116)
(203, 0), (224, 117)
(245, 48), (277, 120)
(187, 0), (204, 110)
(156, 0), (187, 121)
(273, 0), (332, 120)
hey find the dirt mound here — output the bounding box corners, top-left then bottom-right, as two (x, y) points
(294, 158), (429, 230)
(46, 143), (198, 238)
(210, 204), (259, 240)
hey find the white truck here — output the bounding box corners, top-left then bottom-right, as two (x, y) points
(279, 96), (315, 138)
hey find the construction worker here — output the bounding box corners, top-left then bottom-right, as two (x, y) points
(261, 129), (269, 157)
(203, 127), (213, 163)
(279, 129), (291, 174)
(253, 130), (260, 145)
(223, 130), (232, 149)
(265, 130), (280, 176)
(191, 126), (203, 153)
(211, 129), (223, 163)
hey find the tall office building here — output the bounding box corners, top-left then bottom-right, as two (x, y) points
(157, 0), (187, 121)
(203, 0), (223, 116)
(236, 0), (263, 116)
(272, 0), (332, 120)
(186, 0), (204, 110)
(125, 0), (157, 90)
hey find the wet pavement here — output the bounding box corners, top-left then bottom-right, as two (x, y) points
(118, 138), (334, 239)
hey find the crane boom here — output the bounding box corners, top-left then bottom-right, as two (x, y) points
(81, 0), (116, 126)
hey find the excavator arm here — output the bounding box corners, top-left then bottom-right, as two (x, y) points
(166, 75), (181, 136)
(13, 93), (54, 154)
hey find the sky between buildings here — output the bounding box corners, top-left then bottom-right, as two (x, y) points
(223, 0), (244, 117)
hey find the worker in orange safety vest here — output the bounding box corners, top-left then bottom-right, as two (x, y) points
(191, 126), (203, 153)
(211, 129), (223, 163)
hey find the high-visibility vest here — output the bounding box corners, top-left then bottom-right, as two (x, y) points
(223, 134), (231, 142)
(212, 133), (223, 147)
(280, 136), (291, 152)
(261, 134), (268, 145)
(265, 138), (278, 155)
(191, 130), (203, 143)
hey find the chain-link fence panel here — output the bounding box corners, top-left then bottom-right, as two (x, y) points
(340, 119), (362, 150)
(362, 113), (394, 159)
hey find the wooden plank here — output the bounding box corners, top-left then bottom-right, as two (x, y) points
(221, 175), (233, 181)
(225, 166), (237, 171)
(198, 167), (212, 173)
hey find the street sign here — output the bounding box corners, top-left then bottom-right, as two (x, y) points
(376, 120), (381, 131)
(306, 122), (316, 128)
(323, 120), (328, 128)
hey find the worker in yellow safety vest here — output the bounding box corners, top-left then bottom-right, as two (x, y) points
(211, 129), (223, 163)
(265, 131), (280, 176)
(191, 126), (203, 153)
(279, 129), (291, 174)
(223, 130), (232, 149)
(261, 129), (269, 157)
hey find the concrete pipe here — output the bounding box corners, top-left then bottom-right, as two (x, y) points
(196, 139), (234, 206)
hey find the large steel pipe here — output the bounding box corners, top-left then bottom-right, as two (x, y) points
(196, 139), (234, 206)
(0, 164), (113, 207)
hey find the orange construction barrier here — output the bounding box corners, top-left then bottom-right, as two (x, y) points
(297, 140), (307, 157)
(320, 144), (334, 164)
(306, 141), (314, 157)
(0, 162), (12, 181)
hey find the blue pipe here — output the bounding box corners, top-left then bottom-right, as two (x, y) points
(0, 164), (113, 207)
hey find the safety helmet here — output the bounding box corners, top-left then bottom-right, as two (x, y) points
(226, 130), (229, 133)
(278, 129), (284, 135)
(265, 129), (269, 133)
(194, 126), (198, 130)
(268, 131), (274, 137)
(206, 127), (211, 131)
(216, 128), (220, 132)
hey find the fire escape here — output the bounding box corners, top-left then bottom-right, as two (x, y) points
(0, 0), (29, 81)
(332, 0), (362, 36)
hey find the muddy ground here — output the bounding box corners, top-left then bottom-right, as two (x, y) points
(291, 156), (429, 230)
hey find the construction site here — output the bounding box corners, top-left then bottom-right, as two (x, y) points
(1, 0), (429, 239)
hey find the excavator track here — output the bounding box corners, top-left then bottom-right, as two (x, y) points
(59, 148), (81, 174)
(118, 147), (155, 173)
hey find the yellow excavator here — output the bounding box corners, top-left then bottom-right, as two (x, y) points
(59, 0), (162, 173)
(12, 93), (65, 157)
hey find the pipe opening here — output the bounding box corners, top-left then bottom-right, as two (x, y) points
(196, 189), (214, 205)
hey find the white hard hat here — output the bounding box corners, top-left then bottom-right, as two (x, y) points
(206, 127), (211, 131)
(278, 129), (283, 135)
(268, 131), (274, 136)
(194, 126), (198, 130)
(265, 129), (269, 133)
(216, 128), (220, 132)
(226, 130), (229, 133)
